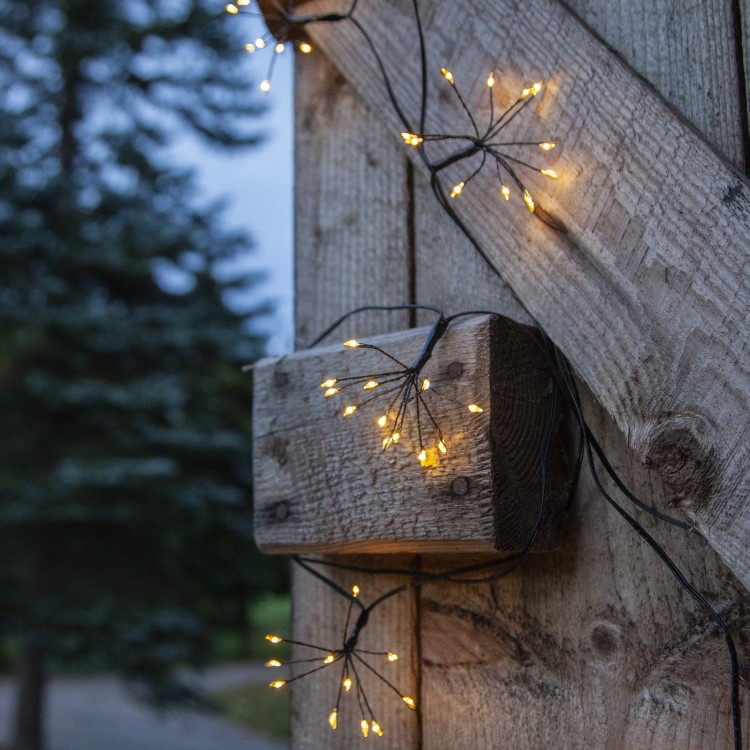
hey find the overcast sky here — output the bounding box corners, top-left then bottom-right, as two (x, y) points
(176, 17), (294, 355)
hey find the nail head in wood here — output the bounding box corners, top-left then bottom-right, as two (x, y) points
(274, 501), (290, 522)
(448, 361), (464, 379)
(451, 477), (470, 496)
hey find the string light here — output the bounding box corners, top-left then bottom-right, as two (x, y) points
(395, 69), (558, 214)
(224, 1), (315, 90)
(319, 316), (483, 465)
(227, 0), (743, 741)
(441, 67), (454, 84)
(401, 131), (424, 146)
(263, 584), (413, 736)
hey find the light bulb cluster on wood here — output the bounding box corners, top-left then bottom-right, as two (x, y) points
(225, 0), (313, 93)
(400, 68), (559, 213)
(264, 585), (414, 737)
(320, 333), (483, 466)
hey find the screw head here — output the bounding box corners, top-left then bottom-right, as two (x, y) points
(447, 362), (463, 379)
(273, 371), (289, 388)
(451, 477), (470, 496)
(274, 501), (290, 521)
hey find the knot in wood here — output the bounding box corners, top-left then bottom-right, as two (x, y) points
(643, 416), (717, 511)
(588, 622), (622, 662)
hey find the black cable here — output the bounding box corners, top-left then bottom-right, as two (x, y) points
(307, 304), (443, 349)
(244, 4), (743, 745)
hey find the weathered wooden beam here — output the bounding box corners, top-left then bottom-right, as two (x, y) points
(290, 51), (419, 750)
(294, 0), (750, 590)
(254, 314), (573, 554)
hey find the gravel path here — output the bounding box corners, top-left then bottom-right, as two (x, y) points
(0, 663), (287, 750)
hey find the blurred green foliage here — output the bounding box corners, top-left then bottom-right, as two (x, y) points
(217, 681), (290, 740)
(215, 595), (292, 738)
(0, 0), (289, 720)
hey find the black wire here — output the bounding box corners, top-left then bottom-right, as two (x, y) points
(247, 3), (743, 746)
(307, 304), (443, 349)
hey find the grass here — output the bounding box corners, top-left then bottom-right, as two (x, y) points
(249, 593), (292, 659)
(215, 593), (292, 739)
(216, 682), (290, 740)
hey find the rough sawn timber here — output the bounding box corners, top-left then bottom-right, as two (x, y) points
(294, 0), (750, 591)
(289, 52), (419, 750)
(253, 315), (574, 554)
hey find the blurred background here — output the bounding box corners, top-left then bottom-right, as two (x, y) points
(0, 0), (293, 747)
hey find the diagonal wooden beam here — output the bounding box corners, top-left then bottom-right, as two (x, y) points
(295, 0), (750, 590)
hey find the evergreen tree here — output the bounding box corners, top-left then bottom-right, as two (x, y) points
(0, 1), (286, 747)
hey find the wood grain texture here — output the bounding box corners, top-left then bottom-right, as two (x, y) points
(253, 315), (574, 554)
(741, 0), (750, 168)
(563, 0), (745, 168)
(295, 0), (750, 590)
(410, 159), (750, 748)
(290, 50), (419, 750)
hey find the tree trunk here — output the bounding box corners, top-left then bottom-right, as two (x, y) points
(12, 641), (45, 750)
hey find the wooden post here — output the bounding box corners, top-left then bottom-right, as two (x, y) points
(289, 51), (419, 749)
(283, 1), (750, 747)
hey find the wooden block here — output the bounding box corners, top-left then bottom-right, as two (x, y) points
(253, 314), (575, 554)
